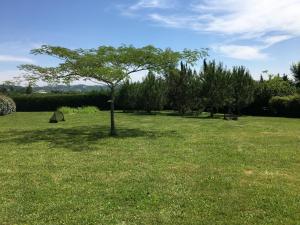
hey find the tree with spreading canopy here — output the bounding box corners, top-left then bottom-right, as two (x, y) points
(20, 45), (207, 135)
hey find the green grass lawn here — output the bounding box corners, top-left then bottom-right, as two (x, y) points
(0, 111), (299, 225)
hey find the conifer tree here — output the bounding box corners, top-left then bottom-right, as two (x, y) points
(166, 62), (198, 115)
(139, 71), (166, 113)
(199, 60), (230, 117)
(230, 66), (255, 114)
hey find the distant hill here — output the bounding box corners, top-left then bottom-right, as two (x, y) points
(33, 84), (108, 93)
(1, 84), (108, 94)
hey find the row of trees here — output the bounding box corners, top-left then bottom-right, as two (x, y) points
(118, 61), (256, 117)
(6, 43), (299, 135)
(117, 61), (300, 117)
(118, 71), (166, 113)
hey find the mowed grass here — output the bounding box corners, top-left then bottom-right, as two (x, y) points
(0, 111), (299, 225)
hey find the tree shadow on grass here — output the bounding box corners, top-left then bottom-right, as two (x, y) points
(0, 125), (180, 152)
(184, 114), (225, 120)
(119, 111), (226, 120)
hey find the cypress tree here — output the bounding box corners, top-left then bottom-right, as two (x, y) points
(230, 66), (255, 114)
(139, 71), (166, 113)
(165, 62), (198, 115)
(199, 60), (230, 117)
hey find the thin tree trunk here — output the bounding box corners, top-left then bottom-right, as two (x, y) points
(225, 106), (231, 119)
(110, 85), (117, 136)
(235, 98), (239, 115)
(210, 110), (214, 118)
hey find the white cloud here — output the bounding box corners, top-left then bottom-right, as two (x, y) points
(262, 35), (292, 47)
(146, 0), (300, 39)
(149, 14), (189, 28)
(125, 0), (300, 60)
(0, 41), (41, 54)
(0, 70), (22, 82)
(129, 0), (175, 10)
(0, 41), (40, 64)
(192, 0), (300, 37)
(0, 55), (34, 63)
(214, 45), (267, 60)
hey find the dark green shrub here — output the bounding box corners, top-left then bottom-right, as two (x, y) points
(0, 95), (16, 116)
(244, 76), (297, 115)
(269, 95), (300, 117)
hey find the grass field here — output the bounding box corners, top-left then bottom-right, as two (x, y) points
(0, 111), (299, 225)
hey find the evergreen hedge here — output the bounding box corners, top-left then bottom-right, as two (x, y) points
(269, 95), (300, 117)
(12, 93), (110, 112)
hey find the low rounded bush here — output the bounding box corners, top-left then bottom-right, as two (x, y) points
(58, 106), (100, 114)
(0, 95), (16, 116)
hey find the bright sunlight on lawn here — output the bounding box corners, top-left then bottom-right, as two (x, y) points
(0, 111), (299, 224)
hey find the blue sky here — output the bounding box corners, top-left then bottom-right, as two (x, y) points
(1, 0), (300, 84)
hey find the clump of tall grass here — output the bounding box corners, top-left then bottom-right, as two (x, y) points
(58, 106), (100, 114)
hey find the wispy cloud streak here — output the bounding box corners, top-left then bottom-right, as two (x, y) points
(0, 55), (34, 63)
(122, 0), (300, 60)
